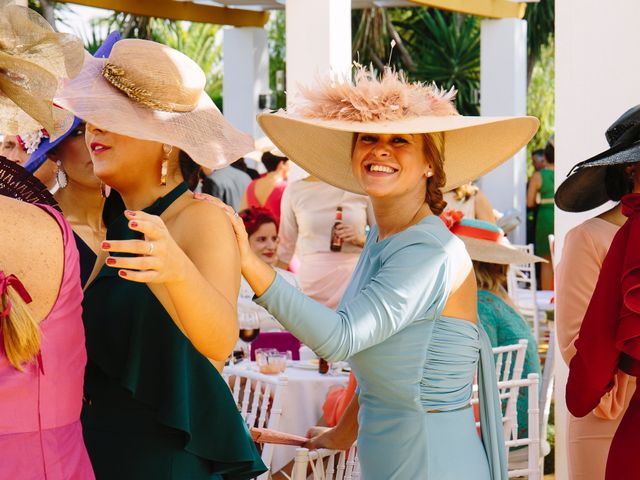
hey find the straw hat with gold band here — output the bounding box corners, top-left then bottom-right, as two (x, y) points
(257, 68), (539, 195)
(442, 214), (546, 265)
(54, 38), (253, 169)
(0, 0), (84, 139)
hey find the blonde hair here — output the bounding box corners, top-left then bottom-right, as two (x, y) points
(1, 285), (40, 371)
(451, 183), (479, 202)
(473, 260), (509, 292)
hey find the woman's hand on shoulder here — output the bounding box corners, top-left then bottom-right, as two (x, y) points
(101, 209), (190, 284)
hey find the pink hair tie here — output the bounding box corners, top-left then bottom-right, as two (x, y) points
(0, 272), (33, 320)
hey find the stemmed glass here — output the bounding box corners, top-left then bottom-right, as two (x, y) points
(238, 308), (260, 360)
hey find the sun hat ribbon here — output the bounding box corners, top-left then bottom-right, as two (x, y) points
(450, 222), (503, 242)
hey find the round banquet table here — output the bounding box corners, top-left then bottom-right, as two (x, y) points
(225, 361), (349, 473)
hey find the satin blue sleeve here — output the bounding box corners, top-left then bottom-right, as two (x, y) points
(255, 235), (451, 362)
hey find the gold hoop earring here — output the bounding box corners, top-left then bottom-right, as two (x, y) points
(161, 144), (172, 186)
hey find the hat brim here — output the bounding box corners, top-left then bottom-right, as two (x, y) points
(54, 54), (253, 169)
(25, 31), (123, 173)
(0, 156), (60, 209)
(257, 112), (539, 194)
(460, 236), (546, 265)
(555, 141), (640, 212)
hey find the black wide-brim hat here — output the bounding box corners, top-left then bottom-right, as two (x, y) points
(555, 106), (640, 212)
(0, 156), (59, 209)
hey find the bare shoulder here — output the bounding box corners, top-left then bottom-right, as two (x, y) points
(170, 196), (236, 249)
(0, 197), (64, 319)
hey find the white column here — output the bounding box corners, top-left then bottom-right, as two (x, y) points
(285, 0), (352, 104)
(555, 2), (640, 479)
(284, 0), (351, 181)
(222, 27), (269, 139)
(478, 19), (528, 244)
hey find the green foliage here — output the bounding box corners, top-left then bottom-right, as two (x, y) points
(27, 0), (70, 30)
(527, 38), (555, 174)
(267, 11), (286, 109)
(525, 0), (555, 79)
(396, 9), (480, 115)
(352, 8), (413, 71)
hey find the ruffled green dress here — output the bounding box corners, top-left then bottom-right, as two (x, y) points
(82, 183), (266, 479)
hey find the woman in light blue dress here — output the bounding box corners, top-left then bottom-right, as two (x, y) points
(221, 70), (538, 479)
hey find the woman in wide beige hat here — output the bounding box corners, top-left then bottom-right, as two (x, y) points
(221, 67), (538, 479)
(54, 39), (265, 479)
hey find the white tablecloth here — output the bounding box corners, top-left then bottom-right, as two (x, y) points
(268, 364), (349, 471)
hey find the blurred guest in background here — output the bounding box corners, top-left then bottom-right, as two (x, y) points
(527, 136), (554, 290)
(556, 107), (640, 480)
(238, 207), (300, 331)
(527, 149), (546, 244)
(240, 150), (289, 223)
(443, 182), (496, 223)
(201, 159), (252, 211)
(278, 175), (374, 309)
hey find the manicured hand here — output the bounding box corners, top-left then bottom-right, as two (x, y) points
(218, 205), (254, 270)
(335, 223), (365, 247)
(101, 210), (188, 283)
(305, 426), (352, 451)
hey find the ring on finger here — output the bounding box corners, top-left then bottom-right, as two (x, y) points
(147, 241), (155, 255)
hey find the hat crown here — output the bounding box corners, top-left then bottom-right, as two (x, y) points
(106, 39), (205, 112)
(605, 105), (640, 147)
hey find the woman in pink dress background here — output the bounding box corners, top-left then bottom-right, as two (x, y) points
(240, 150), (289, 224)
(555, 105), (640, 479)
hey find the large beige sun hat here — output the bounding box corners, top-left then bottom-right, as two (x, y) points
(257, 68), (539, 194)
(54, 38), (253, 169)
(443, 215), (545, 265)
(0, 1), (84, 139)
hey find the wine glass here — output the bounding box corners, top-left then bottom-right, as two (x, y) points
(238, 308), (260, 360)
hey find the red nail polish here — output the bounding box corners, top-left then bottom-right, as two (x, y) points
(102, 242), (111, 250)
(106, 257), (116, 265)
(119, 270), (127, 277)
(130, 221), (138, 228)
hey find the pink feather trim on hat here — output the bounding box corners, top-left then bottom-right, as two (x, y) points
(290, 66), (458, 122)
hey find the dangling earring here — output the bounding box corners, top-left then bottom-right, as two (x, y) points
(56, 160), (68, 188)
(161, 144), (172, 186)
(100, 182), (111, 198)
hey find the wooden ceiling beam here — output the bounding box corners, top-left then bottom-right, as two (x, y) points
(407, 0), (527, 19)
(57, 0), (270, 27)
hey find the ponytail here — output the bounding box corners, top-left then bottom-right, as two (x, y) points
(0, 274), (40, 371)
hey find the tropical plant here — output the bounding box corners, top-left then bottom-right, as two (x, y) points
(27, 0), (70, 30)
(524, 0), (555, 83)
(396, 9), (480, 115)
(267, 11), (286, 109)
(351, 7), (414, 71)
(526, 37), (554, 171)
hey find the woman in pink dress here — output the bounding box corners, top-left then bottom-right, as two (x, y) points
(0, 5), (92, 478)
(0, 164), (94, 479)
(555, 105), (640, 479)
(240, 150), (289, 223)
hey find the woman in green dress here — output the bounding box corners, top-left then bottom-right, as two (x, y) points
(55, 39), (265, 479)
(527, 136), (555, 290)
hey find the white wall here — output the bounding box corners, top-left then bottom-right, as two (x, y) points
(555, 1), (640, 478)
